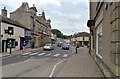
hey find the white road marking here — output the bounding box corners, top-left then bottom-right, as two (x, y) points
(22, 52), (31, 55)
(53, 54), (60, 57)
(38, 53), (45, 56)
(63, 54), (68, 57)
(30, 53), (38, 56)
(10, 57), (32, 65)
(45, 53), (51, 56)
(2, 55), (13, 59)
(49, 59), (66, 77)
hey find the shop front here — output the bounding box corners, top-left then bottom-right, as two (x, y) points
(20, 29), (31, 50)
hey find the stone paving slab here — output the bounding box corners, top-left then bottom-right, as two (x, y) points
(58, 48), (104, 77)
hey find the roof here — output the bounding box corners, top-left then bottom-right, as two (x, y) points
(18, 2), (30, 12)
(30, 7), (37, 12)
(73, 32), (90, 37)
(1, 15), (30, 30)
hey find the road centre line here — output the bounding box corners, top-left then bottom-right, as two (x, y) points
(49, 59), (66, 77)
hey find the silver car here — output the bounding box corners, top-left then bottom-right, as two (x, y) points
(43, 44), (54, 50)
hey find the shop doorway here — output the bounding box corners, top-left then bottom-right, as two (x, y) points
(2, 40), (7, 52)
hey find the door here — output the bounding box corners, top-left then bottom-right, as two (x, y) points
(2, 40), (7, 52)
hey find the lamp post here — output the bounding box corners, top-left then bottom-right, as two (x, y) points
(32, 14), (35, 48)
(0, 20), (1, 53)
(71, 31), (75, 45)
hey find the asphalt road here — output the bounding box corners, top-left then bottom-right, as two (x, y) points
(2, 45), (74, 77)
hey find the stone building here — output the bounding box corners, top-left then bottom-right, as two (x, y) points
(10, 2), (51, 47)
(0, 7), (31, 53)
(51, 33), (57, 44)
(87, 1), (120, 77)
(71, 32), (90, 47)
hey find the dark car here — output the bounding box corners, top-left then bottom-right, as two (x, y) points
(57, 43), (62, 47)
(62, 44), (69, 50)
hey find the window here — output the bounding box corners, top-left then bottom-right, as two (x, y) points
(98, 32), (102, 56)
(91, 35), (93, 50)
(96, 24), (102, 58)
(83, 37), (85, 40)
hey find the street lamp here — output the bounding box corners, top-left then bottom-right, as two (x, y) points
(74, 33), (77, 44)
(8, 27), (14, 54)
(0, 20), (1, 53)
(74, 33), (78, 54)
(32, 14), (35, 48)
(71, 31), (75, 45)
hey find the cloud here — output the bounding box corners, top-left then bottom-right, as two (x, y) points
(49, 2), (89, 35)
(0, 0), (89, 35)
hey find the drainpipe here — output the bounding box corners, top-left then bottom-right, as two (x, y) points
(114, 2), (120, 77)
(0, 16), (1, 79)
(0, 17), (1, 53)
(32, 14), (35, 48)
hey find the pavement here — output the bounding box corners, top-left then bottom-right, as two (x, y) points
(1, 45), (104, 78)
(58, 47), (104, 77)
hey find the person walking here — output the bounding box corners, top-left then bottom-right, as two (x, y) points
(87, 43), (90, 48)
(75, 43), (79, 54)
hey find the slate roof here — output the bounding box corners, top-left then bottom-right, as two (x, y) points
(72, 32), (90, 37)
(0, 15), (30, 30)
(18, 2), (30, 12)
(76, 32), (90, 37)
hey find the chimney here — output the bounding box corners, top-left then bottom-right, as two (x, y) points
(33, 4), (35, 7)
(1, 7), (7, 17)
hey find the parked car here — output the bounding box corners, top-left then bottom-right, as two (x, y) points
(43, 44), (54, 50)
(62, 44), (69, 50)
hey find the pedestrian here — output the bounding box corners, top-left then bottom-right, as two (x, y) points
(87, 43), (89, 48)
(22, 40), (26, 52)
(87, 43), (90, 53)
(75, 43), (79, 54)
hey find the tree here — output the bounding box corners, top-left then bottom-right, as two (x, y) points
(51, 29), (63, 38)
(51, 29), (72, 39)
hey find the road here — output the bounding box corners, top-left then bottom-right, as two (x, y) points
(2, 45), (73, 77)
(2, 45), (104, 78)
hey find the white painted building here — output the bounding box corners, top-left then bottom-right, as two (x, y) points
(1, 15), (30, 53)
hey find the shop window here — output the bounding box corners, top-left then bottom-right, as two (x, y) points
(98, 32), (102, 56)
(83, 37), (85, 40)
(96, 24), (102, 58)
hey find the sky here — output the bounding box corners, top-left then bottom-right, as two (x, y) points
(0, 0), (90, 35)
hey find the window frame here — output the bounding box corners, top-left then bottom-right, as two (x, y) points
(96, 24), (102, 58)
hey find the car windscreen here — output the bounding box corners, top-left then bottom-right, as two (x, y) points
(45, 44), (51, 46)
(64, 44), (68, 46)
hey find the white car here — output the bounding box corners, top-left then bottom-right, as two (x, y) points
(43, 44), (54, 50)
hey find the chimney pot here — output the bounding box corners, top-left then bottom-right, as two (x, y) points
(4, 7), (6, 10)
(1, 6), (7, 17)
(33, 4), (35, 7)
